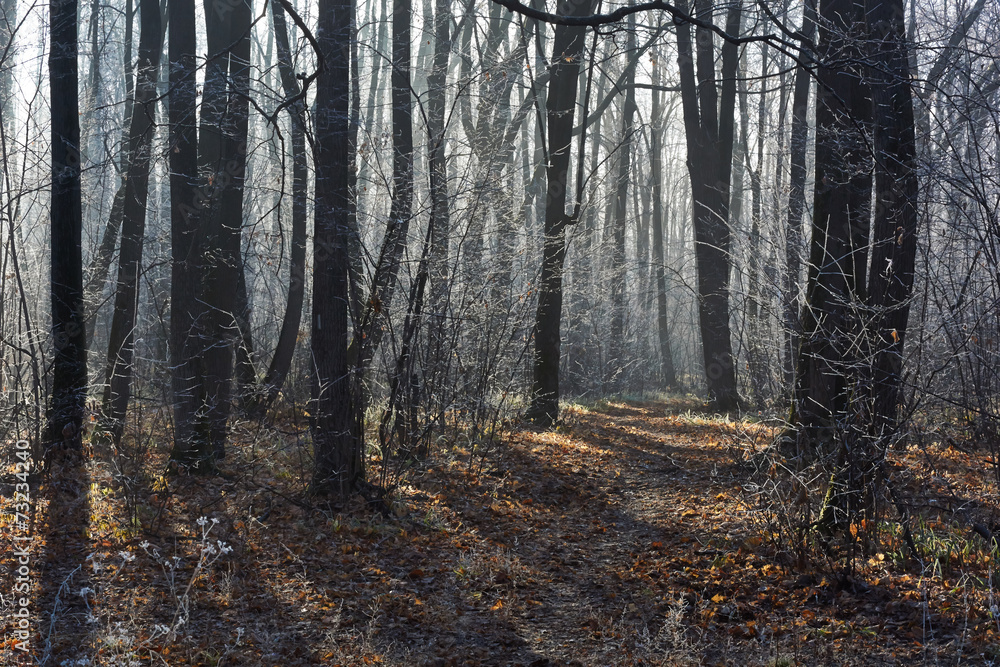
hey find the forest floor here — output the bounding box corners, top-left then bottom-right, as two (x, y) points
(4, 397), (1000, 666)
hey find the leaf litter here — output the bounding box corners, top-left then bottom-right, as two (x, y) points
(3, 397), (1000, 665)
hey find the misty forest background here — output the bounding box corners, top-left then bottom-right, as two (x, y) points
(3, 0), (1000, 662)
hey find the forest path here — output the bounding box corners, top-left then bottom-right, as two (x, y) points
(354, 402), (772, 665)
(25, 398), (980, 666)
(372, 397), (947, 665)
(434, 398), (761, 665)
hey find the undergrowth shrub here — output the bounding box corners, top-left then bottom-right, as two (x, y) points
(44, 517), (237, 666)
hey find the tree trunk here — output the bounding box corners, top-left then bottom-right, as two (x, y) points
(807, 0), (917, 534)
(168, 0), (207, 467)
(650, 49), (677, 389)
(352, 0), (414, 393)
(100, 0), (161, 445)
(47, 0), (87, 449)
(783, 0), (817, 390)
(83, 185), (125, 343)
(608, 15), (637, 391)
(675, 0), (742, 410)
(169, 0), (251, 468)
(865, 0), (919, 440)
(258, 0), (308, 409)
(425, 0), (451, 419)
(311, 0), (360, 497)
(525, 0), (594, 426)
(792, 0), (871, 457)
(82, 0), (134, 346)
(199, 0), (251, 459)
(346, 0), (364, 326)
(744, 44), (767, 406)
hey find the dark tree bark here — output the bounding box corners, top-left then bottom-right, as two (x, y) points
(197, 0), (252, 459)
(169, 0), (251, 468)
(782, 0), (817, 390)
(311, 0), (360, 497)
(425, 0), (451, 417)
(47, 0), (87, 449)
(792, 0), (871, 455)
(352, 0), (414, 391)
(791, 0), (921, 534)
(608, 15), (637, 389)
(865, 0), (919, 440)
(675, 0), (742, 410)
(525, 0), (595, 426)
(168, 0), (205, 467)
(258, 0), (308, 409)
(650, 49), (678, 388)
(100, 0), (161, 445)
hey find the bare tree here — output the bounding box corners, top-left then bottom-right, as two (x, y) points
(168, 0), (204, 466)
(311, 0), (361, 496)
(256, 0), (309, 410)
(781, 0), (816, 389)
(99, 0), (161, 446)
(47, 0), (87, 450)
(789, 0), (919, 531)
(352, 0), (415, 399)
(168, 0), (251, 468)
(525, 0), (595, 426)
(608, 13), (638, 391)
(649, 47), (678, 388)
(791, 0), (872, 456)
(675, 0), (742, 410)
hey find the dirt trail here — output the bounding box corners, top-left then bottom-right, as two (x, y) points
(380, 399), (971, 665)
(7, 398), (989, 666)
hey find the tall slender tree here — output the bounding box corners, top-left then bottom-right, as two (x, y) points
(525, 0), (595, 426)
(169, 0), (252, 468)
(352, 0), (414, 394)
(47, 0), (86, 450)
(82, 0), (133, 345)
(257, 0), (309, 409)
(650, 48), (678, 388)
(608, 13), (637, 389)
(675, 0), (742, 410)
(100, 0), (162, 445)
(168, 0), (204, 466)
(311, 0), (359, 496)
(197, 0), (252, 458)
(425, 0), (452, 419)
(782, 0), (817, 389)
(865, 0), (919, 442)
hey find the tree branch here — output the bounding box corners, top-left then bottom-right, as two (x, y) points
(490, 0), (803, 51)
